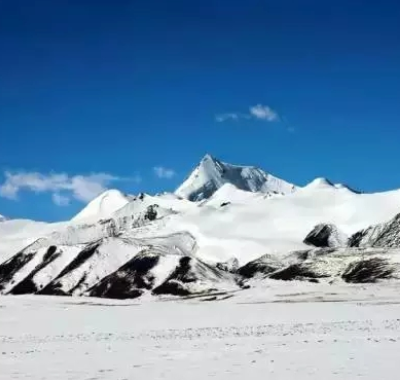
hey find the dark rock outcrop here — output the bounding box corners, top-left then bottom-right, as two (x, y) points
(269, 263), (330, 282)
(342, 257), (398, 283)
(304, 223), (347, 248)
(349, 213), (400, 248)
(152, 256), (230, 296)
(152, 279), (191, 296)
(0, 251), (35, 292)
(39, 243), (101, 296)
(237, 254), (282, 278)
(87, 251), (160, 299)
(9, 246), (61, 295)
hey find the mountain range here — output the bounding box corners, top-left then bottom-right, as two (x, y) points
(1, 154), (400, 300)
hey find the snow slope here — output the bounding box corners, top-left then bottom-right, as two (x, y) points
(72, 189), (131, 222)
(159, 182), (400, 265)
(175, 154), (296, 201)
(0, 219), (68, 263)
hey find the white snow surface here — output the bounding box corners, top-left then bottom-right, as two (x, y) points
(72, 189), (131, 222)
(175, 154), (296, 201)
(2, 285), (400, 379)
(159, 184), (400, 264)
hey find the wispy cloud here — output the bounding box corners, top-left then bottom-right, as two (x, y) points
(249, 104), (279, 121)
(0, 171), (140, 205)
(153, 166), (176, 179)
(216, 104), (279, 123)
(215, 113), (240, 122)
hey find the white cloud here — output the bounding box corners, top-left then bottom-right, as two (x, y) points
(52, 193), (70, 206)
(249, 104), (279, 121)
(153, 166), (176, 179)
(215, 113), (240, 122)
(0, 171), (138, 205)
(216, 104), (279, 123)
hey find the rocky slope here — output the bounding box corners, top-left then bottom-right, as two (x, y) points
(175, 154), (297, 201)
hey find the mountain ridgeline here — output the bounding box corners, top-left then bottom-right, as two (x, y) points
(1, 154), (400, 300)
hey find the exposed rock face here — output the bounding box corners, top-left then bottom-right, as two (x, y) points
(87, 251), (160, 299)
(0, 251), (35, 292)
(216, 257), (239, 273)
(349, 213), (400, 248)
(342, 258), (399, 283)
(269, 263), (329, 282)
(39, 243), (101, 296)
(304, 223), (348, 248)
(235, 246), (400, 285)
(9, 246), (60, 295)
(237, 254), (283, 278)
(153, 256), (232, 296)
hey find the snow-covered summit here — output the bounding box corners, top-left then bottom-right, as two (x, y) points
(72, 189), (131, 222)
(175, 154), (297, 201)
(303, 177), (359, 194)
(0, 214), (6, 222)
(304, 177), (335, 190)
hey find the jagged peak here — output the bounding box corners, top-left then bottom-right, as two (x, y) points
(201, 153), (218, 163)
(175, 154), (297, 201)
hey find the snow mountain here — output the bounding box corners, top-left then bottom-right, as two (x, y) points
(175, 154), (297, 201)
(2, 154), (400, 300)
(72, 189), (131, 222)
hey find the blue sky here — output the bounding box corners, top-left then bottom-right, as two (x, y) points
(1, 0), (400, 221)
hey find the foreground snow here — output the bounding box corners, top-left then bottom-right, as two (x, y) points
(1, 283), (400, 379)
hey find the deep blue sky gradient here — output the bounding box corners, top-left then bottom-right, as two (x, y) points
(1, 0), (400, 220)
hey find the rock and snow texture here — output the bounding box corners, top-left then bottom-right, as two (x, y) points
(238, 247), (400, 284)
(175, 154), (296, 201)
(2, 154), (400, 299)
(349, 213), (400, 248)
(304, 223), (348, 248)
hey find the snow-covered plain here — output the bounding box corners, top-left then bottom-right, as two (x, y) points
(2, 284), (400, 380)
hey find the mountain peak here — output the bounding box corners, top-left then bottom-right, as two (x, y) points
(306, 177), (334, 189)
(201, 153), (219, 163)
(72, 189), (130, 222)
(304, 178), (360, 193)
(175, 155), (297, 201)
